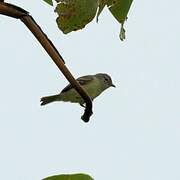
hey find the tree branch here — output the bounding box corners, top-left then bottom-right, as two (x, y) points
(0, 2), (93, 122)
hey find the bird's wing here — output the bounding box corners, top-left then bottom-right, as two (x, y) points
(61, 75), (93, 93)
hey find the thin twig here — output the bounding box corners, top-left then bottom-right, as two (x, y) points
(0, 2), (93, 122)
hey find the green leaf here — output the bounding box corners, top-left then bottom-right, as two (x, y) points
(43, 0), (53, 6)
(43, 173), (94, 180)
(55, 0), (98, 34)
(96, 0), (108, 22)
(107, 0), (133, 23)
(107, 0), (133, 40)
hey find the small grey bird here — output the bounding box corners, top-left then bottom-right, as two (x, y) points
(40, 73), (115, 107)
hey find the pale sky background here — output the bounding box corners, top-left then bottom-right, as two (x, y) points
(0, 0), (180, 180)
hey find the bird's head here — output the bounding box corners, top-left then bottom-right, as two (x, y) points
(95, 73), (115, 90)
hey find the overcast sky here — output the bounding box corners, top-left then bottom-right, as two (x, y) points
(0, 0), (180, 180)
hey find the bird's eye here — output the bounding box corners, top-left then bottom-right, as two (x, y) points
(104, 78), (108, 81)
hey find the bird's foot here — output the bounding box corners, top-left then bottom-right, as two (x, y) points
(80, 103), (86, 108)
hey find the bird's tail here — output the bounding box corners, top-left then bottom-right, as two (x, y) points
(40, 94), (59, 106)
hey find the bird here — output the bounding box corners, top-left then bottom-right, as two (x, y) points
(40, 73), (115, 107)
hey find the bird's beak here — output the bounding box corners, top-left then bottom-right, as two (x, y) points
(111, 84), (116, 87)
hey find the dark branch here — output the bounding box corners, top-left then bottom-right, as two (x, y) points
(0, 2), (28, 18)
(0, 2), (93, 122)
